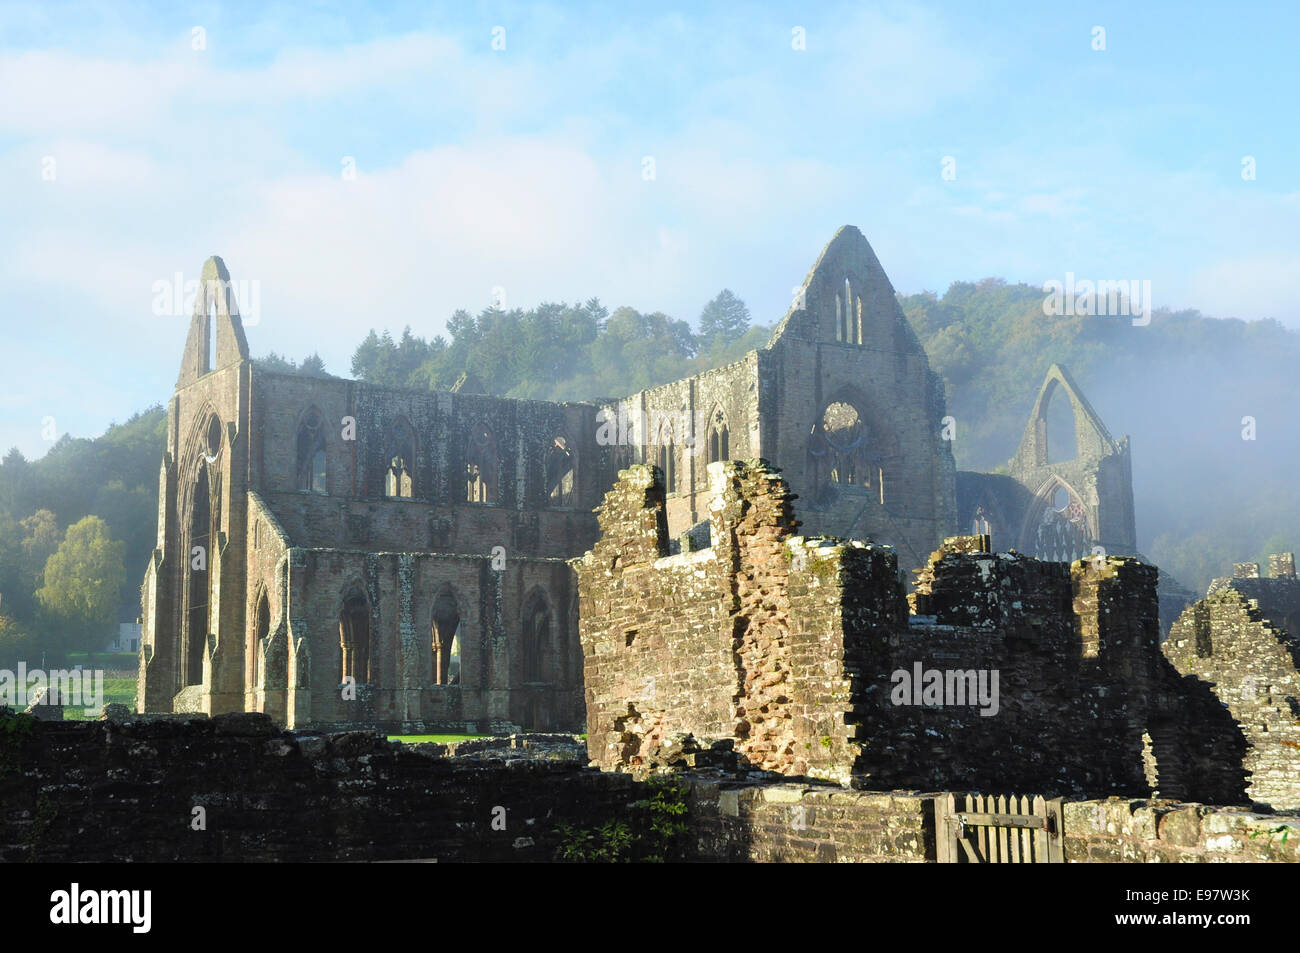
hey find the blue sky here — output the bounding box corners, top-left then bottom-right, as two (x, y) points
(2, 0), (1297, 460)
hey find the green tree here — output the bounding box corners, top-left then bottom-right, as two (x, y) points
(19, 510), (61, 605)
(0, 510), (23, 621)
(0, 612), (33, 669)
(0, 447), (31, 516)
(299, 352), (330, 377)
(36, 516), (125, 657)
(698, 289), (751, 346)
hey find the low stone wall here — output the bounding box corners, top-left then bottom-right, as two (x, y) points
(689, 780), (933, 862)
(1062, 798), (1300, 863)
(687, 783), (1300, 863)
(3, 711), (1296, 862)
(0, 711), (630, 863)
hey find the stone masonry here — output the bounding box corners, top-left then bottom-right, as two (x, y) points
(1163, 555), (1300, 812)
(4, 708), (1295, 863)
(579, 460), (1248, 803)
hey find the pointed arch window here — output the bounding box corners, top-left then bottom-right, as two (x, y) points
(252, 588), (271, 688)
(1031, 483), (1092, 563)
(656, 418), (677, 493)
(386, 417), (417, 499)
(205, 415), (223, 458)
(466, 425), (498, 504)
(296, 409), (327, 494)
(706, 408), (729, 466)
(431, 590), (460, 686)
(521, 590), (551, 684)
(843, 278), (855, 344)
(545, 435), (575, 506)
(185, 461), (213, 687)
(207, 296), (217, 374)
(338, 586), (371, 685)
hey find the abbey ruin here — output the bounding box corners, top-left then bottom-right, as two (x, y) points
(0, 223), (1280, 865)
(138, 226), (1155, 736)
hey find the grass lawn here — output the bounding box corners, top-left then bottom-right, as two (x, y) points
(65, 651), (139, 670)
(388, 733), (487, 744)
(61, 677), (137, 720)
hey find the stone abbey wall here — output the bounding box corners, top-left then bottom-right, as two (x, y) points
(579, 461), (1249, 803)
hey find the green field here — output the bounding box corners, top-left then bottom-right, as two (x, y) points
(61, 676), (136, 720)
(388, 734), (487, 744)
(65, 652), (139, 669)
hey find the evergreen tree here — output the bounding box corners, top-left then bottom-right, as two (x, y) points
(698, 289), (751, 345)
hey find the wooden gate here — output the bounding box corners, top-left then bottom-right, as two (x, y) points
(936, 793), (1064, 863)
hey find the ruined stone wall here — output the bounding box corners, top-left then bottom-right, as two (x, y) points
(852, 546), (1244, 801)
(1060, 797), (1300, 863)
(689, 781), (933, 862)
(5, 714), (1294, 863)
(578, 461), (882, 783)
(1164, 561), (1300, 812)
(689, 781), (1299, 863)
(580, 462), (1246, 802)
(1207, 556), (1300, 637)
(0, 713), (630, 862)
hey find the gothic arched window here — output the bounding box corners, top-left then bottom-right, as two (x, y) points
(706, 407), (729, 466)
(808, 401), (875, 489)
(656, 418), (676, 493)
(545, 435), (575, 506)
(466, 425), (497, 504)
(296, 409), (327, 494)
(521, 590), (551, 683)
(1032, 483), (1092, 563)
(386, 417), (416, 499)
(431, 590), (460, 686)
(338, 585), (371, 685)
